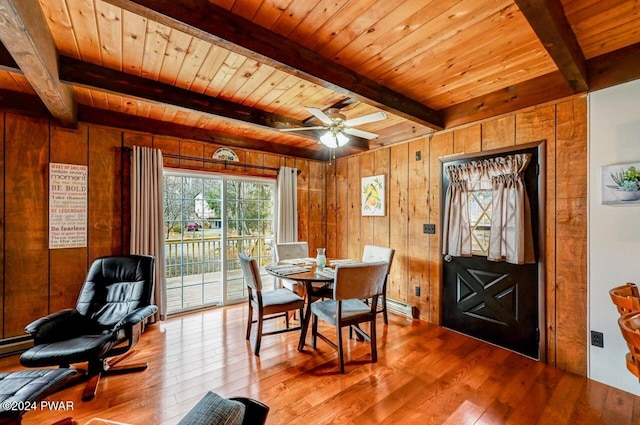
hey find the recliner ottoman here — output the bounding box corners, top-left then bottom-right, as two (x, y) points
(0, 369), (80, 424)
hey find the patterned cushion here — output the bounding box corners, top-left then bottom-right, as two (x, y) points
(178, 391), (245, 425)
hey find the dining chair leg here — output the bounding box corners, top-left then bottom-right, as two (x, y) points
(380, 278), (389, 325)
(370, 317), (377, 363)
(287, 311), (296, 323)
(311, 314), (318, 349)
(255, 314), (264, 356)
(246, 303), (253, 341)
(337, 325), (345, 374)
(382, 294), (388, 325)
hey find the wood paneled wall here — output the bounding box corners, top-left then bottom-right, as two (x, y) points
(0, 113), (324, 341)
(326, 96), (588, 376)
(0, 97), (587, 376)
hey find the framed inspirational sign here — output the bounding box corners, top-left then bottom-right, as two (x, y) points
(49, 163), (88, 249)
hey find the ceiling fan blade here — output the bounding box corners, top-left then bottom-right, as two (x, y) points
(343, 111), (387, 127)
(305, 107), (334, 125)
(343, 127), (379, 140)
(279, 126), (325, 132)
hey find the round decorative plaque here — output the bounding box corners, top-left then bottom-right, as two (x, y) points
(212, 147), (239, 162)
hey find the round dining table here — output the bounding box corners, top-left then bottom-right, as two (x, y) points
(264, 262), (334, 351)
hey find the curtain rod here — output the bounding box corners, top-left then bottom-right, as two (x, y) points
(123, 147), (300, 174)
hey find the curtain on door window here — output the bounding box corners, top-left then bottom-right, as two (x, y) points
(442, 153), (534, 265)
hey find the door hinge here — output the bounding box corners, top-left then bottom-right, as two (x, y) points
(536, 163), (540, 175)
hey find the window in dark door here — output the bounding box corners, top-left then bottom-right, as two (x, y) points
(441, 144), (543, 359)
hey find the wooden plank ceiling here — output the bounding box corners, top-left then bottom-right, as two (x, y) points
(0, 0), (638, 160)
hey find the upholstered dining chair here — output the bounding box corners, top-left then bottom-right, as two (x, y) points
(310, 261), (388, 373)
(362, 245), (395, 324)
(610, 282), (640, 316)
(239, 253), (305, 355)
(273, 241), (309, 291)
(618, 311), (640, 381)
(19, 255), (157, 401)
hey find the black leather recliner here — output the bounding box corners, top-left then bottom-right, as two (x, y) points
(20, 255), (158, 401)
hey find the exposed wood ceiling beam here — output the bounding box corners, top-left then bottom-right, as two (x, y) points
(101, 0), (444, 130)
(0, 44), (369, 152)
(0, 0), (76, 127)
(0, 88), (49, 117)
(0, 88), (337, 160)
(442, 71), (574, 128)
(77, 106), (336, 160)
(57, 55), (320, 138)
(57, 55), (367, 150)
(443, 43), (640, 128)
(514, 0), (588, 92)
(587, 42), (640, 92)
(372, 122), (435, 147)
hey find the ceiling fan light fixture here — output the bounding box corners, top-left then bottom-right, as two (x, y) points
(283, 106), (385, 148)
(320, 129), (349, 149)
(336, 132), (349, 146)
(320, 131), (338, 148)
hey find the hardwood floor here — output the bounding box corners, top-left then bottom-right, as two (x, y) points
(0, 305), (638, 425)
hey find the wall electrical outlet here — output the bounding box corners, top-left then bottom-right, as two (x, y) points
(591, 330), (604, 348)
(415, 286), (421, 296)
(423, 224), (436, 234)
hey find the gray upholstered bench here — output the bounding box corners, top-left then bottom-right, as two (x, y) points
(177, 391), (269, 425)
(0, 369), (80, 425)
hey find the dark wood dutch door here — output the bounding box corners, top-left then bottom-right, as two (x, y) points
(441, 145), (541, 359)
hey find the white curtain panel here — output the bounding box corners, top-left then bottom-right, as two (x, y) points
(442, 153), (534, 264)
(130, 146), (167, 321)
(488, 158), (535, 264)
(276, 166), (298, 243)
(442, 179), (472, 257)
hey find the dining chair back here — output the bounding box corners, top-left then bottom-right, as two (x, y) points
(362, 245), (395, 324)
(273, 242), (309, 291)
(610, 282), (640, 316)
(618, 311), (640, 381)
(274, 242), (309, 261)
(238, 253), (305, 356)
(310, 261), (388, 373)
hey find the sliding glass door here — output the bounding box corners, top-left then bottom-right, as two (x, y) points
(163, 171), (275, 314)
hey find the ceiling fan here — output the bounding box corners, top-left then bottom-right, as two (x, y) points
(280, 107), (386, 148)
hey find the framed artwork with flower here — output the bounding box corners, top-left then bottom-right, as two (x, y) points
(362, 175), (385, 216)
(602, 162), (640, 205)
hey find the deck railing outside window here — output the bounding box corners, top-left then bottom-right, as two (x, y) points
(164, 172), (275, 313)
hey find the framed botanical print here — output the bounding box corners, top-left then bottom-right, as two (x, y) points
(361, 175), (385, 216)
(602, 162), (640, 205)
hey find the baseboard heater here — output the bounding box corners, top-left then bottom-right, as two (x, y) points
(386, 299), (417, 319)
(0, 335), (33, 357)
